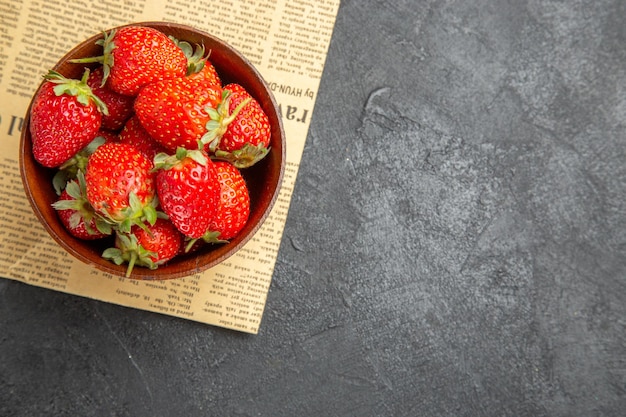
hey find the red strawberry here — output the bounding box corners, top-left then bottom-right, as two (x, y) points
(119, 115), (167, 161)
(85, 142), (157, 232)
(30, 69), (108, 168)
(203, 83), (271, 168)
(86, 66), (134, 130)
(207, 161), (250, 240)
(73, 26), (188, 96)
(153, 148), (220, 238)
(103, 218), (183, 277)
(220, 84), (271, 150)
(52, 172), (112, 240)
(134, 76), (223, 152)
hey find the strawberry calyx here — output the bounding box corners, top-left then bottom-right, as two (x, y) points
(212, 142), (270, 169)
(98, 191), (159, 235)
(153, 147), (208, 171)
(170, 36), (207, 76)
(52, 171), (113, 237)
(200, 90), (251, 153)
(44, 69), (109, 116)
(69, 29), (116, 87)
(183, 230), (228, 253)
(103, 232), (158, 278)
(52, 135), (107, 195)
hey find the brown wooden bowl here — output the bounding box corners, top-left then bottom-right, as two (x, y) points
(19, 22), (285, 280)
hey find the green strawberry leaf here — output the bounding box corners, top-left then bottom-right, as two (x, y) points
(45, 69), (109, 115)
(52, 170), (72, 195)
(103, 232), (158, 278)
(102, 247), (125, 265)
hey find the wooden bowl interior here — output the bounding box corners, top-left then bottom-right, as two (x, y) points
(19, 22), (285, 280)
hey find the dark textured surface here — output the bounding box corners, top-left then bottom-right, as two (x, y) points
(2, 1), (625, 416)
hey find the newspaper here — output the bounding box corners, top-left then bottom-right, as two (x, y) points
(0, 0), (340, 334)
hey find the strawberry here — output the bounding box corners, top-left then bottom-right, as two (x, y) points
(181, 161), (249, 252)
(73, 26), (188, 96)
(30, 69), (108, 168)
(86, 66), (134, 130)
(52, 171), (112, 240)
(119, 115), (167, 161)
(203, 83), (270, 168)
(220, 83), (271, 151)
(153, 148), (220, 238)
(134, 76), (223, 152)
(103, 218), (183, 277)
(85, 142), (158, 232)
(207, 161), (250, 240)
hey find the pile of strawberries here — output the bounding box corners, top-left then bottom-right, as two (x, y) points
(28, 25), (271, 277)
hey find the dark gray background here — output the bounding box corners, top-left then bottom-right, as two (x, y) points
(2, 0), (625, 416)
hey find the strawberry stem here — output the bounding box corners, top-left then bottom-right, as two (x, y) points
(125, 251), (137, 278)
(102, 232), (158, 277)
(184, 238), (199, 253)
(69, 29), (116, 86)
(184, 229), (227, 253)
